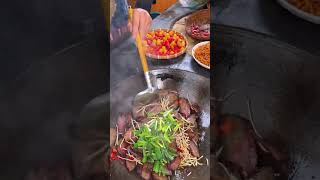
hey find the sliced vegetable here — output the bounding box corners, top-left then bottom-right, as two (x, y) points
(133, 109), (180, 174)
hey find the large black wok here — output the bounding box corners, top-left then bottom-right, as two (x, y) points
(74, 69), (210, 180)
(212, 24), (320, 180)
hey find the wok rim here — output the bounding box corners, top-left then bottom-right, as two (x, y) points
(110, 68), (210, 92)
(213, 23), (320, 59)
(80, 68), (210, 119)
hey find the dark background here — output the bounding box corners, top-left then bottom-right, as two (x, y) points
(213, 0), (320, 56)
(0, 0), (107, 179)
(0, 0), (106, 87)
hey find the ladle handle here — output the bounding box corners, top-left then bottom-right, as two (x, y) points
(128, 7), (152, 90)
(128, 7), (149, 73)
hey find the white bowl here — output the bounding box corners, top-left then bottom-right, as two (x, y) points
(277, 0), (320, 24)
(192, 41), (210, 70)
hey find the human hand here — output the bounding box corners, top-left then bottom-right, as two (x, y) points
(128, 8), (152, 40)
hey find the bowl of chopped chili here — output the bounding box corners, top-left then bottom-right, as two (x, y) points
(144, 29), (188, 59)
(192, 41), (210, 69)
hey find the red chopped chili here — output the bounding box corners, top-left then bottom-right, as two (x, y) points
(110, 147), (118, 161)
(177, 147), (183, 153)
(112, 147), (118, 153)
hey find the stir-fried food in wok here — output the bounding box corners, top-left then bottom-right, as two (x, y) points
(213, 114), (289, 180)
(209, 93), (289, 180)
(110, 90), (205, 180)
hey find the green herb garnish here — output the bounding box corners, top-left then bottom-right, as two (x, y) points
(133, 109), (180, 175)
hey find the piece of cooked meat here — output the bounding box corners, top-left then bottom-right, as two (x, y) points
(192, 132), (200, 143)
(140, 163), (152, 180)
(146, 104), (162, 115)
(136, 164), (143, 177)
(190, 103), (200, 114)
(179, 98), (191, 118)
(219, 115), (258, 177)
(152, 172), (168, 180)
(137, 117), (149, 124)
(186, 114), (197, 124)
(132, 105), (145, 119)
(126, 113), (133, 125)
(124, 128), (137, 142)
(189, 141), (200, 157)
(187, 130), (200, 143)
(168, 157), (182, 170)
(186, 129), (195, 139)
(117, 113), (127, 134)
(170, 99), (179, 110)
(167, 92), (179, 107)
(172, 111), (183, 121)
(110, 128), (116, 146)
(161, 167), (172, 176)
(117, 138), (129, 156)
(126, 160), (137, 172)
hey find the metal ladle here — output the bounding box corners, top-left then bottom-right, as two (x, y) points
(128, 7), (159, 106)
